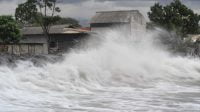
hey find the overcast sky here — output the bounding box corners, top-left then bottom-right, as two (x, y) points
(0, 0), (199, 26)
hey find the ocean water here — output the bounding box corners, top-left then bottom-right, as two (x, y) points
(0, 28), (200, 112)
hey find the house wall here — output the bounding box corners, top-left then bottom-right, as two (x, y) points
(50, 34), (88, 53)
(91, 23), (131, 33)
(90, 12), (146, 35)
(0, 33), (88, 55)
(130, 13), (146, 37)
(130, 16), (145, 38)
(0, 44), (48, 55)
(19, 34), (48, 55)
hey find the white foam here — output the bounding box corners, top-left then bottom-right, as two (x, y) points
(0, 28), (200, 111)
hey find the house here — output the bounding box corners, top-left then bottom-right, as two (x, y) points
(186, 34), (200, 43)
(90, 10), (146, 34)
(184, 34), (200, 55)
(0, 25), (90, 55)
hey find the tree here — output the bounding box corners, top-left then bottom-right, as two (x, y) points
(19, 17), (81, 28)
(15, 0), (61, 52)
(56, 17), (81, 27)
(148, 0), (200, 36)
(0, 16), (21, 43)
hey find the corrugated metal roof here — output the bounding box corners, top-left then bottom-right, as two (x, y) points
(91, 10), (140, 23)
(22, 25), (89, 35)
(20, 38), (47, 44)
(63, 27), (90, 34)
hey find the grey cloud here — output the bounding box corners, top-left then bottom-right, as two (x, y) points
(58, 0), (85, 4)
(0, 0), (12, 1)
(0, 0), (199, 26)
(113, 1), (156, 7)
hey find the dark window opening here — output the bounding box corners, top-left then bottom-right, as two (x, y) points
(50, 41), (56, 48)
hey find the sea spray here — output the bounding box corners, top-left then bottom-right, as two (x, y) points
(0, 28), (200, 111)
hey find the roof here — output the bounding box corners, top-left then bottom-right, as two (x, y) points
(63, 28), (90, 34)
(22, 25), (90, 35)
(90, 10), (141, 24)
(20, 37), (47, 44)
(187, 34), (200, 43)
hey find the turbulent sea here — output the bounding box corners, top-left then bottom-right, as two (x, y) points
(0, 28), (200, 112)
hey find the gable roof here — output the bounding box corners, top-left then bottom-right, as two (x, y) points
(90, 10), (141, 24)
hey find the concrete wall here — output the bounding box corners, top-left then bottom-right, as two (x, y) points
(91, 22), (146, 36)
(91, 13), (146, 36)
(130, 14), (146, 38)
(90, 23), (131, 33)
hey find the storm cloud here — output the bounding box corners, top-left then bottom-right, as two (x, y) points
(0, 0), (199, 26)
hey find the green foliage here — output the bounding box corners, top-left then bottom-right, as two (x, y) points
(148, 0), (200, 36)
(0, 16), (21, 43)
(15, 0), (38, 25)
(15, 0), (61, 36)
(146, 22), (157, 30)
(15, 0), (81, 28)
(56, 17), (81, 27)
(43, 16), (61, 26)
(19, 16), (81, 28)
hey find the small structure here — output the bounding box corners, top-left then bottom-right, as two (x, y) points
(187, 34), (200, 43)
(7, 36), (48, 55)
(185, 34), (200, 56)
(0, 25), (90, 55)
(90, 10), (146, 33)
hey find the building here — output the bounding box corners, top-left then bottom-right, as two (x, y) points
(0, 25), (90, 55)
(90, 10), (146, 34)
(184, 34), (200, 56)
